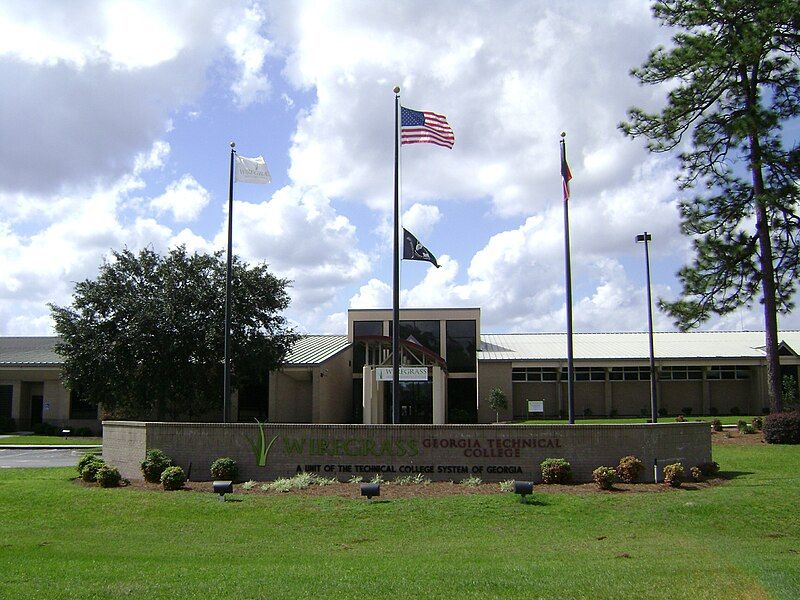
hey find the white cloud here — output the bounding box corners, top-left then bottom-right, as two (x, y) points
(226, 3), (273, 107)
(150, 174), (211, 222)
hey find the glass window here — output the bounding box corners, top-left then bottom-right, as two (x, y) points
(0, 385), (12, 420)
(446, 320), (476, 373)
(353, 320), (383, 372)
(609, 367), (651, 381)
(448, 379), (477, 423)
(707, 365), (750, 380)
(575, 367), (605, 381)
(389, 320), (441, 356)
(512, 367), (560, 382)
(661, 366), (703, 381)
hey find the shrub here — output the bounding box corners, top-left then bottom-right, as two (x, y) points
(75, 427), (94, 437)
(658, 407), (668, 417)
(80, 456), (105, 482)
(583, 407), (593, 417)
(610, 409), (618, 418)
(640, 408), (648, 417)
(675, 415), (686, 422)
(242, 480), (258, 490)
(752, 417), (763, 431)
(32, 422), (57, 436)
(698, 461), (720, 476)
(730, 406), (741, 416)
(394, 474), (430, 486)
(592, 466), (616, 490)
(681, 406), (693, 416)
(742, 424), (756, 434)
(616, 455), (644, 483)
(77, 452), (102, 476)
(160, 466), (186, 491)
(540, 458), (572, 484)
(762, 406), (771, 415)
(460, 475), (482, 486)
(690, 466), (703, 482)
(663, 463), (684, 487)
(763, 412), (800, 444)
(709, 406), (718, 416)
(0, 417), (16, 433)
(348, 475), (363, 484)
(141, 449), (173, 483)
(96, 465), (122, 488)
(370, 473), (384, 484)
(711, 419), (723, 432)
(210, 457), (239, 481)
(499, 479), (515, 493)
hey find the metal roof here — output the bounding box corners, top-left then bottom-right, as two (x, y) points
(0, 337), (62, 366)
(284, 335), (350, 366)
(479, 331), (800, 362)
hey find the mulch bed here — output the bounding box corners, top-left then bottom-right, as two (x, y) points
(74, 429), (745, 499)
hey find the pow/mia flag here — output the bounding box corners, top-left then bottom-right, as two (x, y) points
(403, 228), (440, 268)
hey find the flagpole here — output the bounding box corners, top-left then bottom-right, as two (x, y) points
(392, 86), (401, 425)
(561, 132), (575, 425)
(224, 141), (236, 424)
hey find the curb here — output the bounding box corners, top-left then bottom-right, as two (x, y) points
(0, 445), (102, 450)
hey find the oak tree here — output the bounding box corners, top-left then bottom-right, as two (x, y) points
(50, 246), (299, 420)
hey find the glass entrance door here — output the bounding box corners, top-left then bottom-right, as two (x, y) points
(384, 381), (432, 424)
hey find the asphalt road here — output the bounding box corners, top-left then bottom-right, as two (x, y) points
(0, 448), (95, 468)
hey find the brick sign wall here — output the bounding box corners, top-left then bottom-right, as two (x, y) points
(102, 421), (711, 483)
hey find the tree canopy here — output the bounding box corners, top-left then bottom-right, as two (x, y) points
(620, 0), (800, 411)
(50, 246), (300, 420)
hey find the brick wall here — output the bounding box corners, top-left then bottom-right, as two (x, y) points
(103, 421), (711, 484)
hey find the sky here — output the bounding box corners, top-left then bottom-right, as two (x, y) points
(0, 0), (797, 337)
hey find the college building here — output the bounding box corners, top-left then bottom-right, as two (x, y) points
(2, 307), (799, 431)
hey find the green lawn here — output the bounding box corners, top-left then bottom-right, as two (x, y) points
(1, 444), (798, 599)
(0, 435), (102, 445)
(516, 415), (760, 425)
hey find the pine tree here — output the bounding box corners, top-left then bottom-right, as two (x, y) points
(620, 0), (800, 412)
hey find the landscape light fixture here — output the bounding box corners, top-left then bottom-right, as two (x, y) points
(635, 232), (658, 424)
(360, 482), (380, 501)
(513, 481), (534, 504)
(213, 480), (234, 502)
(61, 429), (71, 439)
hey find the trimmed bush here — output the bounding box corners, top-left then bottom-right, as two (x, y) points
(663, 463), (684, 487)
(77, 452), (101, 476)
(160, 466), (186, 491)
(75, 427), (95, 437)
(763, 411), (800, 445)
(698, 461), (720, 477)
(736, 419), (748, 433)
(742, 424), (756, 434)
(96, 465), (122, 488)
(592, 466), (616, 490)
(730, 406), (741, 416)
(80, 456), (105, 482)
(210, 457), (239, 481)
(32, 422), (58, 436)
(711, 419), (723, 432)
(709, 406), (718, 416)
(141, 449), (173, 483)
(752, 417), (763, 431)
(0, 417), (15, 433)
(616, 455), (645, 483)
(658, 407), (668, 417)
(690, 466), (703, 482)
(583, 408), (593, 417)
(540, 458), (572, 484)
(681, 406), (693, 416)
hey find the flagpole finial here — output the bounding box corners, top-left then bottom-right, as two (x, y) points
(393, 85), (400, 94)
(230, 141), (236, 148)
(560, 132), (566, 139)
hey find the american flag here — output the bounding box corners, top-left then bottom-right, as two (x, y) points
(560, 139), (572, 201)
(401, 107), (455, 149)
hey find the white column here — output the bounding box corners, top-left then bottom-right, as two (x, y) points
(432, 367), (447, 424)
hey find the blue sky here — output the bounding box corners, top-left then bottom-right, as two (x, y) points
(0, 0), (797, 336)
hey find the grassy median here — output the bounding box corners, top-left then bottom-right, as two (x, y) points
(0, 443), (798, 599)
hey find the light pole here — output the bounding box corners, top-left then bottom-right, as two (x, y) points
(636, 232), (658, 423)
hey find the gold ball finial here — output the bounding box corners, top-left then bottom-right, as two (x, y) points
(393, 85), (400, 94)
(560, 132), (566, 138)
(230, 141), (236, 148)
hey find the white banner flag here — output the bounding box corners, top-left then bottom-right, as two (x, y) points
(235, 155), (271, 184)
